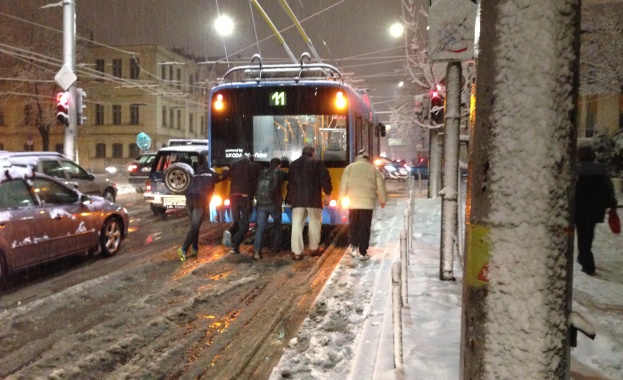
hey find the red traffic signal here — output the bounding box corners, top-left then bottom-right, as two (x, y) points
(430, 90), (444, 124)
(56, 91), (69, 125)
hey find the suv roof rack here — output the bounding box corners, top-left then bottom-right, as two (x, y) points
(166, 139), (209, 147)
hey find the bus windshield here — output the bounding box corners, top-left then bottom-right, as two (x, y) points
(210, 85), (349, 168)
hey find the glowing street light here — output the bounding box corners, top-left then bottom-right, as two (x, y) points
(214, 15), (234, 36)
(389, 22), (404, 38)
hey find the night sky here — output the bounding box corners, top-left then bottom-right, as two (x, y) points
(1, 0), (425, 120)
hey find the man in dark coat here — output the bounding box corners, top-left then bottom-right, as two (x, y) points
(253, 157), (288, 260)
(287, 146), (333, 260)
(224, 155), (262, 255)
(574, 145), (617, 276)
(178, 162), (228, 262)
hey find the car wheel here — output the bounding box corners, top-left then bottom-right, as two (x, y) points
(100, 217), (123, 257)
(163, 163), (194, 195)
(150, 203), (167, 215)
(103, 189), (116, 203)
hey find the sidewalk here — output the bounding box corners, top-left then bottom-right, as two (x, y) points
(269, 185), (620, 379)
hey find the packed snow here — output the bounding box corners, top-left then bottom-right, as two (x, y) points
(270, 188), (623, 379)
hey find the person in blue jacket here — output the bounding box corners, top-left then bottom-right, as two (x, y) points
(178, 159), (228, 262)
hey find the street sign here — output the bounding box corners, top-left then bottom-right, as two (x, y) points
(429, 0), (477, 62)
(54, 65), (77, 91)
(136, 132), (152, 151)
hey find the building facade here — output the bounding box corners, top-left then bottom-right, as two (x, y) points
(0, 44), (213, 172)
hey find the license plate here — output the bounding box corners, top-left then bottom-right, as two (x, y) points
(163, 197), (186, 208)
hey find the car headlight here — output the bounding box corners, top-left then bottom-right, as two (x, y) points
(384, 165), (396, 172)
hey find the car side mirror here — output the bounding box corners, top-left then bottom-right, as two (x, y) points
(87, 173), (95, 180)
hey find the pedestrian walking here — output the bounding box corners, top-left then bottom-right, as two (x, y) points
(178, 160), (229, 262)
(575, 145), (617, 276)
(223, 155), (262, 255)
(253, 158), (288, 260)
(287, 146), (333, 261)
(338, 150), (387, 261)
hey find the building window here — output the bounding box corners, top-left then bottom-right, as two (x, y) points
(0, 143), (4, 150)
(585, 96), (597, 138)
(112, 105), (122, 125)
(130, 104), (140, 125)
(112, 143), (123, 158)
(170, 109), (174, 129)
(177, 110), (182, 130)
(95, 59), (105, 75)
(0, 107), (4, 125)
(95, 143), (106, 158)
(95, 104), (104, 125)
(189, 74), (194, 94)
(162, 107), (167, 127)
(55, 143), (63, 153)
(129, 143), (139, 157)
(169, 66), (173, 83)
(189, 113), (194, 133)
(112, 58), (122, 78)
(130, 57), (140, 79)
(161, 64), (166, 81)
(23, 104), (32, 125)
(200, 116), (205, 136)
(177, 68), (182, 89)
(23, 143), (34, 152)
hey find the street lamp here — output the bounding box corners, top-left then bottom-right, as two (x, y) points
(214, 15), (234, 36)
(389, 22), (404, 38)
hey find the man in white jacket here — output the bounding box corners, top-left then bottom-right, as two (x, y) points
(338, 150), (387, 260)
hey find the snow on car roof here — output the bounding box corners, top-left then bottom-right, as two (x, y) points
(0, 164), (35, 182)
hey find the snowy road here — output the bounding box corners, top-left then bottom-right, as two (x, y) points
(0, 191), (351, 379)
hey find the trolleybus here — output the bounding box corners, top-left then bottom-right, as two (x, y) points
(207, 56), (383, 225)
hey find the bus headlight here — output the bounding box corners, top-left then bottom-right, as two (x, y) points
(213, 93), (224, 111)
(340, 197), (349, 208)
(210, 195), (223, 207)
(335, 91), (347, 110)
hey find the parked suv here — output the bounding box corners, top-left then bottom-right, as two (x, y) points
(0, 151), (117, 202)
(143, 143), (209, 215)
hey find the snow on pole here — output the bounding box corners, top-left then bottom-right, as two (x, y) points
(400, 227), (408, 305)
(461, 0), (580, 378)
(391, 262), (403, 369)
(440, 61), (461, 282)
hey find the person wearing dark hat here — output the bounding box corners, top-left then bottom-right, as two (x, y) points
(287, 145), (333, 260)
(575, 145), (617, 276)
(338, 150), (387, 261)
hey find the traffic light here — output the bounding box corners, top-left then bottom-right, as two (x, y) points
(77, 88), (86, 125)
(56, 91), (69, 126)
(430, 90), (444, 124)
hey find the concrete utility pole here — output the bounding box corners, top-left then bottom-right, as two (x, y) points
(428, 129), (442, 198)
(461, 1), (580, 378)
(439, 61), (461, 281)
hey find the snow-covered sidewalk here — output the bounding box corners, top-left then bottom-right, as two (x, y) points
(270, 190), (623, 379)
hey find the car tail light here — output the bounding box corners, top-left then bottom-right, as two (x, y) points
(128, 164), (138, 172)
(145, 180), (152, 192)
(224, 198), (230, 207)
